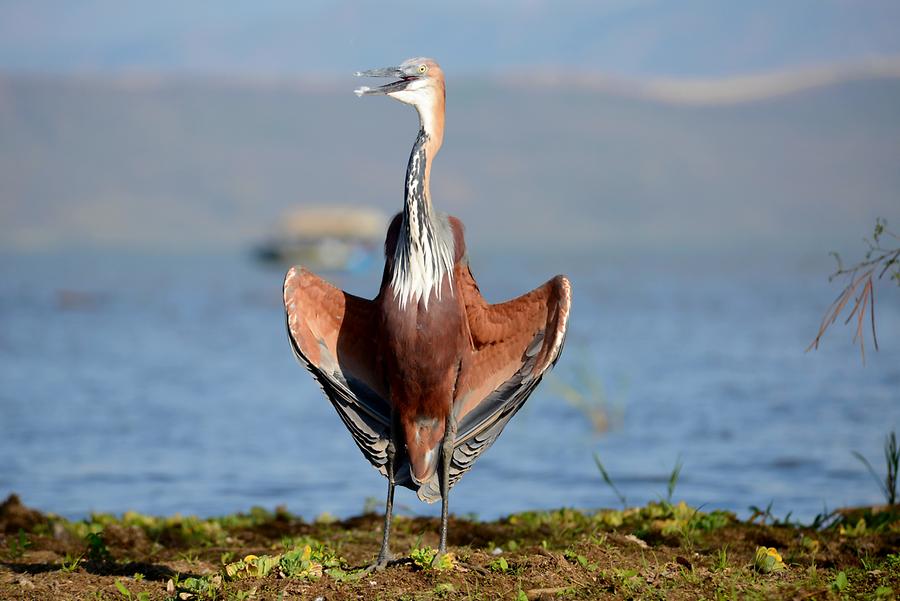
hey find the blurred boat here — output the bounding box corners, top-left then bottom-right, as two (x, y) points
(254, 206), (387, 272)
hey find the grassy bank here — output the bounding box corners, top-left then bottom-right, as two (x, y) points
(1, 494), (898, 600)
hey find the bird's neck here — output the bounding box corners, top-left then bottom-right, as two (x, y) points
(390, 112), (454, 311)
(403, 127), (436, 227)
(415, 90), (444, 159)
(404, 88), (446, 244)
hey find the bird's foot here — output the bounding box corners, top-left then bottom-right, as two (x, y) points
(366, 551), (395, 572)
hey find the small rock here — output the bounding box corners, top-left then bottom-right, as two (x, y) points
(623, 534), (648, 548)
(52, 522), (69, 540)
(491, 547), (503, 555)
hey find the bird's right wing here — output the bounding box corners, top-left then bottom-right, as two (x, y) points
(283, 267), (401, 479)
(417, 264), (571, 499)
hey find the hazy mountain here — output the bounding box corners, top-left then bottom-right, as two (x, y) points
(2, 1), (900, 78)
(1, 67), (899, 257)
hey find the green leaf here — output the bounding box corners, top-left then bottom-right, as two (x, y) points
(114, 579), (130, 598)
(667, 456), (683, 502)
(832, 571), (848, 592)
(593, 452), (627, 507)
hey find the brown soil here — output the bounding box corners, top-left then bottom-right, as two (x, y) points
(1, 494), (898, 600)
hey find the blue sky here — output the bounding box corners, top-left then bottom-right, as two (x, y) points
(1, 1), (900, 77)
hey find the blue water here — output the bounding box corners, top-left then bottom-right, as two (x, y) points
(1, 250), (898, 522)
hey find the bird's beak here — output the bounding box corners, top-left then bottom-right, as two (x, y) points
(354, 65), (415, 97)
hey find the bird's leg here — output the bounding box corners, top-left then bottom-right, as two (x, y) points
(435, 414), (457, 561)
(370, 437), (397, 571)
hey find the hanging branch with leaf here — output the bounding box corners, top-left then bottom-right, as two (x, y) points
(808, 218), (900, 361)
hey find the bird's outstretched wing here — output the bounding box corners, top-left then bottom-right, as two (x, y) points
(283, 267), (404, 480)
(420, 264), (571, 499)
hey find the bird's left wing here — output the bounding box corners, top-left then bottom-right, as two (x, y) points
(283, 267), (396, 477)
(425, 265), (571, 497)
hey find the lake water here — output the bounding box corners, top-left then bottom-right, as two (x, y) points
(1, 249), (898, 523)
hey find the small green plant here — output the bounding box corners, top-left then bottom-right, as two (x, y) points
(6, 529), (31, 559)
(858, 550), (877, 571)
(801, 535), (820, 557)
(852, 430), (898, 506)
(60, 552), (83, 573)
(753, 547), (785, 573)
(409, 546), (455, 571)
(179, 575), (218, 597)
(674, 505), (706, 553)
(839, 517), (867, 537)
(748, 501), (783, 526)
(114, 579), (149, 601)
(434, 582), (456, 596)
(225, 553), (280, 579)
(488, 556), (509, 573)
(809, 507), (839, 529)
(177, 550), (199, 565)
(805, 562), (821, 588)
(713, 546), (728, 572)
(230, 589), (255, 601)
(831, 570), (849, 593)
(667, 456), (683, 503)
(85, 531), (111, 563)
(410, 546), (435, 569)
(564, 549), (598, 571)
(223, 543), (348, 582)
(278, 546), (322, 579)
(593, 453), (627, 507)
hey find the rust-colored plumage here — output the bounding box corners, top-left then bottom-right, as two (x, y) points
(283, 57), (571, 567)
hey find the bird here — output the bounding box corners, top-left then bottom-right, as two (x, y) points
(283, 57), (572, 569)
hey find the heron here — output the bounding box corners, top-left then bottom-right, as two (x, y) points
(283, 57), (571, 568)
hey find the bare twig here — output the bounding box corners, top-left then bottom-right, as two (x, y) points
(808, 218), (900, 362)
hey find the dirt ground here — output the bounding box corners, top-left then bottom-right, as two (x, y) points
(1, 494), (898, 600)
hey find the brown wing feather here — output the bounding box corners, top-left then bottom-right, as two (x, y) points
(455, 264), (571, 431)
(423, 264), (571, 498)
(283, 266), (400, 478)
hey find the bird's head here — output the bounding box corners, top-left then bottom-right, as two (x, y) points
(355, 58), (445, 132)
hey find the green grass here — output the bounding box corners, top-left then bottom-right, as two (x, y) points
(5, 529), (31, 560)
(853, 430), (899, 506)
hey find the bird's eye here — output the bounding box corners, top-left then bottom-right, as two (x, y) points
(418, 64), (427, 74)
